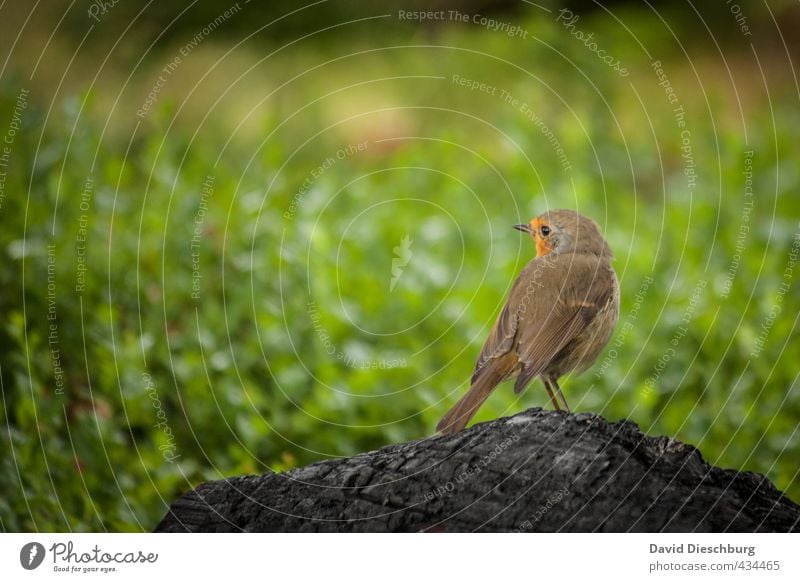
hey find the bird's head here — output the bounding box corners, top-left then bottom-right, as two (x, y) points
(514, 209), (613, 259)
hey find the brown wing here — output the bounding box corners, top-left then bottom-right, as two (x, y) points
(440, 269), (531, 436)
(471, 300), (518, 383)
(511, 255), (616, 393)
(470, 269), (531, 384)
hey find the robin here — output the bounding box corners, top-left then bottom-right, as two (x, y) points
(437, 209), (619, 435)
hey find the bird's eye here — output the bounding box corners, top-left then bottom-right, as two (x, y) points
(540, 226), (551, 237)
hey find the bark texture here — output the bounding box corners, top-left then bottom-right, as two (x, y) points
(156, 408), (800, 532)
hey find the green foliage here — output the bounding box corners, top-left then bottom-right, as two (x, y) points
(1, 7), (798, 531)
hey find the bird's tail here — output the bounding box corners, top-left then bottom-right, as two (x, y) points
(436, 356), (515, 435)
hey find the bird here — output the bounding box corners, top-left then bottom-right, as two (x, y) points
(437, 209), (619, 435)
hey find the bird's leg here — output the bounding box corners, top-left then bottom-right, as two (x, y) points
(543, 379), (562, 411)
(550, 377), (571, 413)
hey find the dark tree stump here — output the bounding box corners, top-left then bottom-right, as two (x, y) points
(155, 408), (800, 532)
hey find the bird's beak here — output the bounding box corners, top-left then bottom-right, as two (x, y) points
(514, 224), (532, 233)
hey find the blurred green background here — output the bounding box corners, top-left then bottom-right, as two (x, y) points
(1, 0), (798, 531)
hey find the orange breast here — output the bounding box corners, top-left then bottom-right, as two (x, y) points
(530, 218), (552, 257)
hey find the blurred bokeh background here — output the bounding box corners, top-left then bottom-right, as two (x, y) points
(1, 0), (799, 531)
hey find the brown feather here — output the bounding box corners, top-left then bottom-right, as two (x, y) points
(437, 352), (517, 435)
(512, 254), (617, 392)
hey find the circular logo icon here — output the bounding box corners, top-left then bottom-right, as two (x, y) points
(20, 542), (45, 570)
